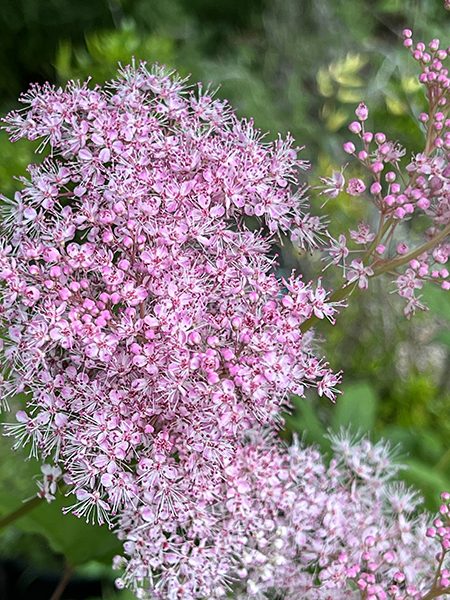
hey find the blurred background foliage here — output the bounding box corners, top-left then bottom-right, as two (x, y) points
(1, 0), (450, 598)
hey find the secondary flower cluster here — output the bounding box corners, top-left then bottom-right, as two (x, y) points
(112, 429), (450, 600)
(318, 33), (450, 316)
(0, 64), (340, 530)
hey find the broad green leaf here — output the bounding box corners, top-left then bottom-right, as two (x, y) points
(0, 435), (121, 566)
(0, 491), (122, 566)
(400, 458), (450, 511)
(331, 381), (378, 433)
(286, 396), (330, 452)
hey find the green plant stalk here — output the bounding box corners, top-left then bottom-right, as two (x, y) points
(0, 494), (44, 530)
(372, 221), (450, 277)
(301, 221), (450, 333)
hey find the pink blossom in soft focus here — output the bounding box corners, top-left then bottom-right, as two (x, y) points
(317, 167), (346, 202)
(349, 221), (376, 245)
(346, 259), (374, 289)
(324, 233), (349, 273)
(111, 430), (450, 599)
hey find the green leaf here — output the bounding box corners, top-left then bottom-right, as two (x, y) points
(400, 458), (450, 511)
(0, 492), (122, 566)
(379, 425), (418, 455)
(423, 282), (450, 321)
(0, 435), (121, 566)
(331, 381), (378, 433)
(286, 396), (329, 451)
(10, 496), (121, 566)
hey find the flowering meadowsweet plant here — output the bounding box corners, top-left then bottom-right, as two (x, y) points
(0, 62), (341, 529)
(2, 6), (450, 600)
(318, 31), (450, 317)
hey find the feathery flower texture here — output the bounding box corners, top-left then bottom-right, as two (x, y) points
(113, 429), (450, 600)
(0, 62), (343, 588)
(2, 28), (450, 600)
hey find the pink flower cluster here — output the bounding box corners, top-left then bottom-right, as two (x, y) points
(112, 429), (450, 600)
(318, 33), (450, 315)
(0, 63), (340, 530)
(2, 22), (450, 600)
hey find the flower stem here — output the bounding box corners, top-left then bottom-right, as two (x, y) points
(0, 494), (44, 530)
(300, 221), (450, 334)
(372, 221), (450, 277)
(49, 563), (75, 600)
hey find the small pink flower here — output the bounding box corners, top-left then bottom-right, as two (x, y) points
(355, 102), (369, 121)
(346, 178), (366, 196)
(346, 259), (374, 289)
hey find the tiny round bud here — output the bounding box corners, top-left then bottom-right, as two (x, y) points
(358, 150), (368, 161)
(394, 207), (406, 219)
(113, 201), (126, 215)
(102, 231), (114, 244)
(429, 38), (440, 52)
(355, 103), (369, 121)
(349, 121), (362, 134)
(417, 198), (430, 210)
(343, 142), (356, 154)
(385, 171), (396, 182)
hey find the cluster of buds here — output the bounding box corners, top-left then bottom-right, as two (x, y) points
(317, 32), (450, 316)
(0, 64), (340, 535)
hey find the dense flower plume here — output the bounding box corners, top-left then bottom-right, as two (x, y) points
(0, 63), (340, 528)
(4, 16), (450, 600)
(113, 430), (450, 600)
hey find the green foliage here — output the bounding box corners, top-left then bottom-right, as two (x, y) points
(55, 23), (178, 87)
(331, 381), (378, 433)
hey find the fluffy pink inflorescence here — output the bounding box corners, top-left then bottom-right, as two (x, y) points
(112, 430), (450, 600)
(0, 64), (341, 527)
